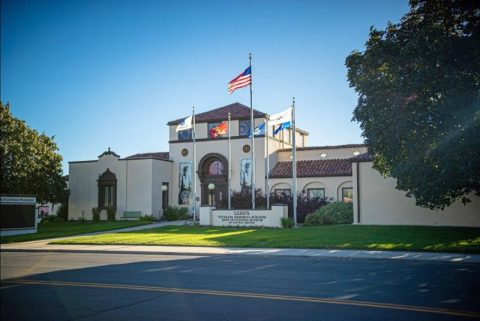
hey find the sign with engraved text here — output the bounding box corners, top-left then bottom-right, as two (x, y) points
(205, 206), (287, 228)
(217, 210), (268, 225)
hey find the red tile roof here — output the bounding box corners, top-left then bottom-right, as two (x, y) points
(270, 159), (352, 178)
(123, 152), (170, 161)
(167, 102), (266, 125)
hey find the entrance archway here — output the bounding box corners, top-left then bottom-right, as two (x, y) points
(198, 153), (228, 207)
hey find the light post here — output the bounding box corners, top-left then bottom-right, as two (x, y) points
(161, 184), (168, 216)
(208, 183), (215, 207)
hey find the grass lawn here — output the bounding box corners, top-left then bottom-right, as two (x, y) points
(53, 225), (480, 253)
(0, 221), (152, 244)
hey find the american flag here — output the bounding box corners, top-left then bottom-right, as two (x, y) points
(228, 66), (252, 94)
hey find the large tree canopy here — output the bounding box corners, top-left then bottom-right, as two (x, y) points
(346, 0), (480, 210)
(0, 102), (68, 203)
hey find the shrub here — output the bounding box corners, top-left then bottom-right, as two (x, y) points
(57, 202), (68, 221)
(139, 215), (154, 221)
(41, 215), (58, 223)
(270, 193), (330, 223)
(164, 206), (190, 221)
(106, 205), (116, 221)
(304, 202), (353, 226)
(281, 217), (293, 228)
(92, 207), (101, 222)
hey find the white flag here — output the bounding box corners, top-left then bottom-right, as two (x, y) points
(176, 116), (193, 132)
(268, 107), (292, 126)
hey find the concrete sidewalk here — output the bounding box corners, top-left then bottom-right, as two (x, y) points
(2, 221), (479, 263)
(2, 242), (479, 263)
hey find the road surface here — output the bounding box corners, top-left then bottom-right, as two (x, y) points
(1, 250), (479, 320)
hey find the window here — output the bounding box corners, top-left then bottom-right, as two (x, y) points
(98, 169), (116, 209)
(104, 186), (113, 206)
(307, 188), (325, 199)
(342, 187), (353, 203)
(178, 129), (192, 140)
(208, 160), (224, 175)
(274, 189), (291, 197)
(239, 120), (251, 136)
(99, 184), (115, 207)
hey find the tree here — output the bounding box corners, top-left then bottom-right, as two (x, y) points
(345, 0), (480, 210)
(0, 102), (68, 204)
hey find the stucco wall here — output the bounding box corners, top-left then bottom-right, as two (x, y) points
(69, 154), (172, 220)
(122, 159), (153, 216)
(168, 118), (312, 212)
(169, 134), (266, 210)
(151, 160), (173, 218)
(353, 161), (480, 227)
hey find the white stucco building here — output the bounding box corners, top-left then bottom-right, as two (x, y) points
(68, 102), (480, 226)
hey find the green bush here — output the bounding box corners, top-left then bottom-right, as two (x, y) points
(163, 206), (190, 221)
(106, 205), (116, 221)
(41, 215), (59, 223)
(57, 203), (68, 221)
(281, 217), (293, 228)
(92, 207), (101, 222)
(139, 215), (154, 221)
(304, 202), (353, 226)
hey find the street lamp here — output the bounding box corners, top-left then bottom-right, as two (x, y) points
(161, 184), (168, 211)
(208, 183), (215, 206)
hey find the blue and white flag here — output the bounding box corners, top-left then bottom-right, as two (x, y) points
(176, 116), (192, 132)
(268, 107), (292, 126)
(249, 122), (266, 137)
(273, 121), (291, 135)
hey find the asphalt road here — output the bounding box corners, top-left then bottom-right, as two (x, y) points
(1, 250), (480, 321)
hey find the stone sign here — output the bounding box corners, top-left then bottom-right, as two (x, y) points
(218, 210), (268, 225)
(200, 205), (287, 228)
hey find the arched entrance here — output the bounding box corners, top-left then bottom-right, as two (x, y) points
(198, 153), (228, 207)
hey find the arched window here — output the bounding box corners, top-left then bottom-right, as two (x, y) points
(98, 168), (117, 209)
(208, 160), (224, 175)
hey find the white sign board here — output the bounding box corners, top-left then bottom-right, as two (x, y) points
(0, 196), (36, 205)
(200, 205), (287, 228)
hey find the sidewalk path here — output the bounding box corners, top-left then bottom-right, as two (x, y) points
(2, 220), (479, 264)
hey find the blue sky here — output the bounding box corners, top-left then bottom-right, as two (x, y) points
(1, 0), (409, 174)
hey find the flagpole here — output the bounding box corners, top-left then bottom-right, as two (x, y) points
(265, 116), (270, 209)
(228, 113), (232, 210)
(192, 106), (197, 224)
(249, 53), (256, 210)
(292, 97), (297, 227)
